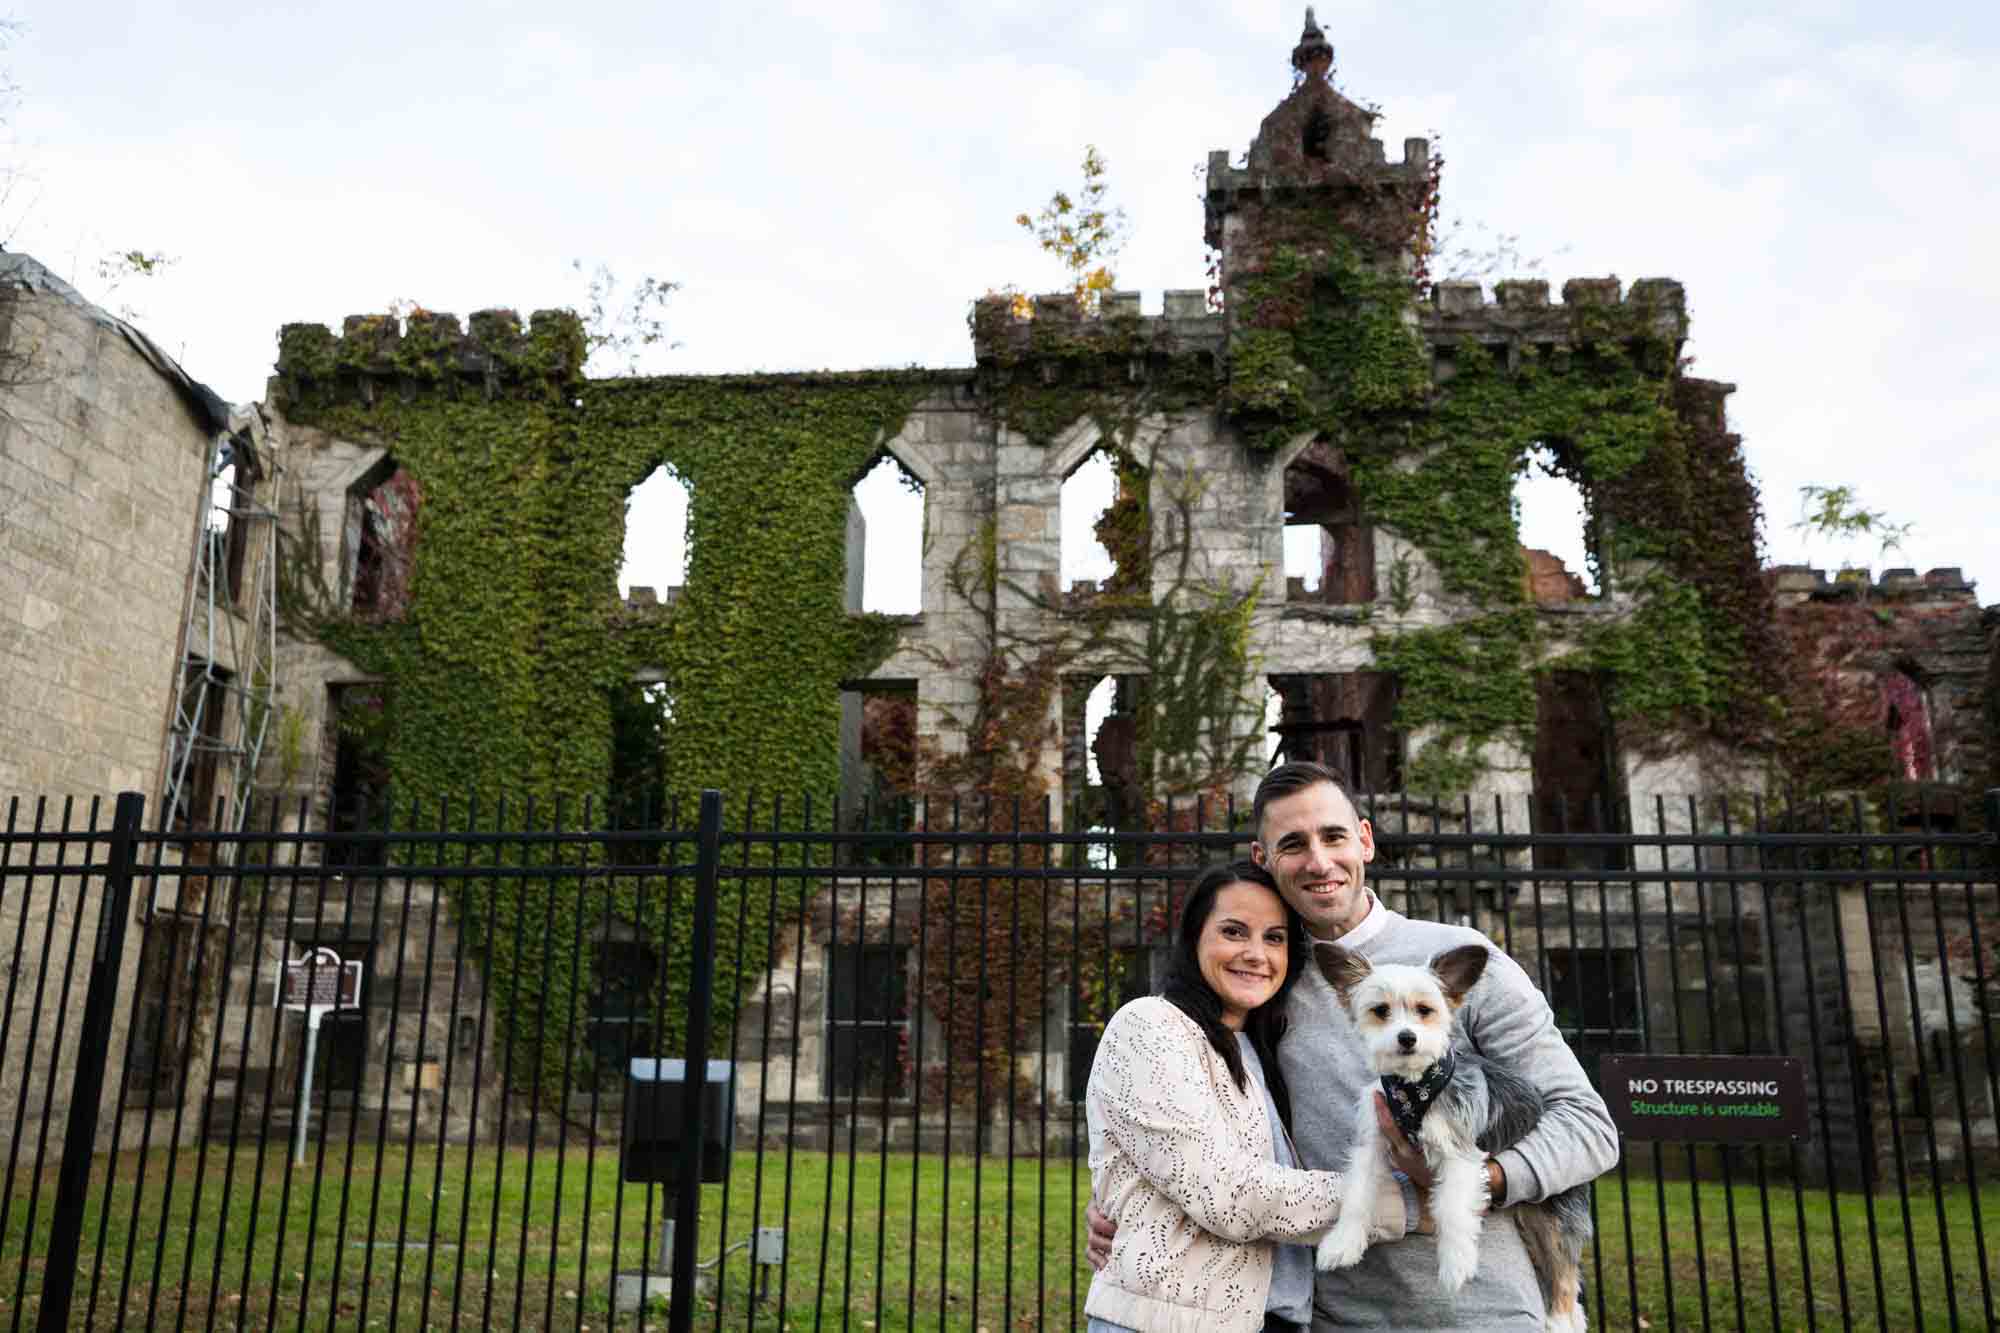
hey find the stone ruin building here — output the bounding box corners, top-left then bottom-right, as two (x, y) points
(3, 16), (1994, 1175)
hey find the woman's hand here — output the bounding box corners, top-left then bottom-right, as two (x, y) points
(1084, 1201), (1116, 1270)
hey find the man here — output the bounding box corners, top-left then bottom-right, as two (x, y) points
(1088, 761), (1618, 1330)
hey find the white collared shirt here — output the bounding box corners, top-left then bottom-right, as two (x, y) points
(1310, 890), (1386, 952)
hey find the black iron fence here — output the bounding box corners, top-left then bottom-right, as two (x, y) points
(2, 788), (1996, 1331)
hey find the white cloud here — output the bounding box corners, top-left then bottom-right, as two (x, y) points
(5, 0), (1992, 601)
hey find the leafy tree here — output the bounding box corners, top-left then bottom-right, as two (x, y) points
(1791, 483), (1910, 558)
(571, 259), (678, 376)
(993, 144), (1129, 315)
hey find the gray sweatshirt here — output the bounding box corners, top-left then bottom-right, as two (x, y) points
(1277, 902), (1619, 1331)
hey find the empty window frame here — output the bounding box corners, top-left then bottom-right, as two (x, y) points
(1282, 442), (1375, 604)
(1531, 670), (1623, 871)
(123, 913), (210, 1104)
(1267, 672), (1401, 793)
(827, 943), (910, 1100)
(585, 938), (662, 1085)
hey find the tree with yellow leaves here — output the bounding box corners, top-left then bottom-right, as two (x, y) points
(996, 144), (1129, 316)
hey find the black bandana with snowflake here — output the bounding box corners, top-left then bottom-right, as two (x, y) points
(1380, 1050), (1455, 1140)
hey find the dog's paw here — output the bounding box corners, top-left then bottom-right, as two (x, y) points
(1436, 1236), (1480, 1294)
(1315, 1223), (1368, 1272)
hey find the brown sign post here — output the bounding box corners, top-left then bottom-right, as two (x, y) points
(1599, 1054), (1809, 1143)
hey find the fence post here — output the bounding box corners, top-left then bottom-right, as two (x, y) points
(36, 790), (143, 1333)
(668, 789), (724, 1333)
(1986, 788), (1999, 874)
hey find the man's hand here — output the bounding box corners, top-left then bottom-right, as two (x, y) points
(1372, 1091), (1432, 1189)
(1084, 1201), (1116, 1271)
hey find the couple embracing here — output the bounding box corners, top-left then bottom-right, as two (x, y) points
(1081, 761), (1616, 1333)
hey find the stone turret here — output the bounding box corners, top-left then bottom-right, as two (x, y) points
(1204, 11), (1430, 270)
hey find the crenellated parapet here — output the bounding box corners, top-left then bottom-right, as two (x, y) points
(274, 306), (587, 409)
(1770, 564), (1977, 607)
(1420, 276), (1687, 357)
(1204, 134), (1429, 252)
(969, 289), (1225, 381)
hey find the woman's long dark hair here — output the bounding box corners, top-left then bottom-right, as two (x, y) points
(1159, 859), (1304, 1123)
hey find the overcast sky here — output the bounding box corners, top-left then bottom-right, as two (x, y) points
(10, 0), (1995, 612)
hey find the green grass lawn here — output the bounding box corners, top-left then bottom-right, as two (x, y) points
(3, 1139), (1994, 1330)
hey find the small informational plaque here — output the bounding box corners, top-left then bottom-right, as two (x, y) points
(279, 947), (363, 1012)
(1599, 1054), (1809, 1143)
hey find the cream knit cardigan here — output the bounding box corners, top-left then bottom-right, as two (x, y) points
(1084, 996), (1405, 1333)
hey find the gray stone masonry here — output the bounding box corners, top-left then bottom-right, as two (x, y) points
(1, 253), (261, 1165)
(1, 256), (217, 799)
(863, 281), (1695, 826)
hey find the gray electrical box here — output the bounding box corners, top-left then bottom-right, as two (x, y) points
(623, 1058), (734, 1185)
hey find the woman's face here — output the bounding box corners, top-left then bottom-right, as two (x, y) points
(1196, 881), (1291, 1029)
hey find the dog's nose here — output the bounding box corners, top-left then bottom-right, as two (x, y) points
(1397, 1030), (1417, 1050)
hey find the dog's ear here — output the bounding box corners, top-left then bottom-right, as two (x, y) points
(1314, 942), (1372, 1003)
(1429, 944), (1489, 1005)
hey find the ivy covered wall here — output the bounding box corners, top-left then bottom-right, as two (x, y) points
(274, 310), (931, 1071)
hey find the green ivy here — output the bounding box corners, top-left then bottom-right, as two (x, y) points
(1218, 223), (1716, 786)
(1561, 573), (1720, 733)
(279, 320), (926, 1089)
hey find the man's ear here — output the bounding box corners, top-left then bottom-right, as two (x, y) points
(1357, 818), (1376, 864)
(1429, 944), (1489, 1006)
(1250, 839), (1269, 867)
(1315, 942), (1371, 1005)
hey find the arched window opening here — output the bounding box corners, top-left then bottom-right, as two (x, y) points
(1515, 444), (1598, 600)
(1061, 447), (1148, 598)
(620, 464), (691, 604)
(850, 453), (925, 614)
(1282, 442), (1375, 604)
(1881, 668), (1936, 783)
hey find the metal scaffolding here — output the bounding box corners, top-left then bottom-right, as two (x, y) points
(160, 412), (279, 840)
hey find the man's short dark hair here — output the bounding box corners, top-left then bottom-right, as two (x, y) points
(1252, 760), (1353, 839)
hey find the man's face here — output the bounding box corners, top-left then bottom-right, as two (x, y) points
(1253, 780), (1376, 939)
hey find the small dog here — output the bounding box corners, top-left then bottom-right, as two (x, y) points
(1311, 942), (1591, 1333)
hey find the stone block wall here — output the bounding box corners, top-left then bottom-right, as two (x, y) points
(0, 859), (145, 1157)
(194, 868), (497, 1151)
(0, 253), (251, 1165)
(0, 256), (216, 799)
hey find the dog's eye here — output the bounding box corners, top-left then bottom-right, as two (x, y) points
(1415, 1004), (1434, 1018)
(1370, 1004), (1391, 1020)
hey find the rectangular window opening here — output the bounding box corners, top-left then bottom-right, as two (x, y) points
(827, 942), (909, 1099)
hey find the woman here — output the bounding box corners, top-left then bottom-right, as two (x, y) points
(1083, 861), (1411, 1333)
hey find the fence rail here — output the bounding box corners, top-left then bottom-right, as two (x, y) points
(2, 787), (1996, 1330)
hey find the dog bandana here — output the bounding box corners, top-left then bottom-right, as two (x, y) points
(1380, 1050), (1455, 1140)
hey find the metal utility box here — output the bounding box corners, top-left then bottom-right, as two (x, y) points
(622, 1058), (735, 1185)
